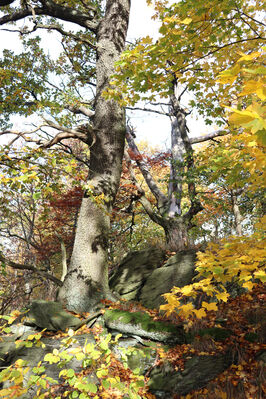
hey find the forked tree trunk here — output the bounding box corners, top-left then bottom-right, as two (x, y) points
(163, 218), (190, 252)
(126, 85), (202, 254)
(58, 0), (131, 313)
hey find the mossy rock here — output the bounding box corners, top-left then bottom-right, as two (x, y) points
(140, 250), (197, 308)
(26, 300), (80, 331)
(198, 327), (233, 341)
(104, 309), (185, 344)
(124, 345), (157, 374)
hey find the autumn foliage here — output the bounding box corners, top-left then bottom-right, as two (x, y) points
(0, 0), (265, 398)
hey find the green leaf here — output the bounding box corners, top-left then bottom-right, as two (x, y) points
(33, 192), (41, 200)
(102, 379), (110, 389)
(67, 369), (75, 378)
(86, 383), (97, 393)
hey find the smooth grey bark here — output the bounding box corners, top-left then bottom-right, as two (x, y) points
(126, 84), (202, 252)
(0, 0), (131, 313)
(57, 0), (131, 312)
(231, 190), (243, 236)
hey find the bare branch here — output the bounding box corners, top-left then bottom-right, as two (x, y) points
(1, 125), (48, 146)
(65, 104), (95, 118)
(126, 106), (170, 117)
(0, 252), (63, 286)
(126, 126), (168, 211)
(6, 21), (97, 48)
(189, 130), (229, 144)
(177, 85), (188, 102)
(1, 120), (92, 148)
(0, 1), (99, 32)
(124, 149), (165, 226)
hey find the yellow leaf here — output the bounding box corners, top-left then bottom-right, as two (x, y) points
(180, 284), (194, 296)
(247, 141), (257, 147)
(192, 308), (206, 319)
(242, 281), (254, 290)
(217, 75), (237, 85)
(202, 301), (218, 311)
(254, 270), (266, 282)
(217, 64), (240, 85)
(256, 86), (266, 101)
(237, 51), (261, 62)
(216, 292), (229, 302)
(229, 111), (254, 126)
(241, 80), (261, 96)
(179, 302), (194, 317)
(181, 17), (192, 24)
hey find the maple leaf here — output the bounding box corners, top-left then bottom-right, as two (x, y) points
(179, 303), (194, 317)
(192, 308), (207, 319)
(202, 302), (218, 311)
(216, 292), (229, 302)
(242, 281), (254, 291)
(180, 284), (194, 296)
(254, 270), (266, 283)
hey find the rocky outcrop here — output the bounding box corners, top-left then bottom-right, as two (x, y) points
(109, 247), (165, 301)
(0, 330), (96, 399)
(148, 349), (234, 397)
(20, 300), (81, 331)
(0, 319), (236, 399)
(110, 248), (197, 308)
(0, 247), (251, 398)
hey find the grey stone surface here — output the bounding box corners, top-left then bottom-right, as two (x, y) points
(149, 350), (234, 396)
(140, 250), (197, 308)
(109, 247), (165, 300)
(26, 300), (81, 331)
(0, 331), (96, 399)
(110, 248), (197, 309)
(0, 328), (234, 398)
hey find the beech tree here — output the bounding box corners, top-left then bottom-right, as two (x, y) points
(0, 0), (264, 313)
(109, 0), (265, 251)
(0, 0), (131, 312)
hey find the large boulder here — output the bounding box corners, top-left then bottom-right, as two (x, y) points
(140, 250), (197, 308)
(110, 248), (197, 308)
(23, 300), (81, 331)
(109, 247), (165, 301)
(149, 349), (234, 397)
(0, 330), (96, 399)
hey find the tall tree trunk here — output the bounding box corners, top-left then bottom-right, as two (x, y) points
(58, 0), (131, 313)
(163, 218), (190, 252)
(126, 85), (203, 253)
(231, 190), (243, 236)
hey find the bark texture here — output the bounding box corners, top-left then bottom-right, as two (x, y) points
(58, 0), (131, 312)
(126, 84), (202, 252)
(231, 190), (243, 236)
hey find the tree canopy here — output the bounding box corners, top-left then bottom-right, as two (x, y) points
(0, 0), (265, 397)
